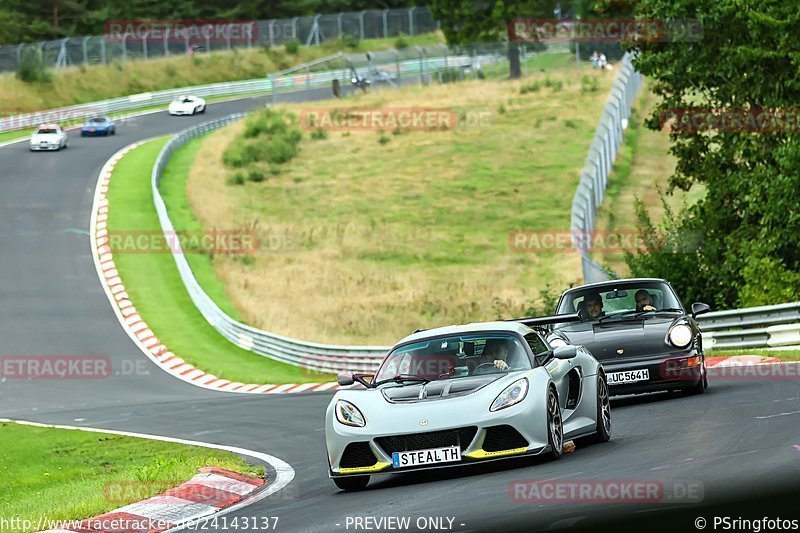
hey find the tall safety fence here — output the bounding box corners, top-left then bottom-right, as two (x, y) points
(0, 7), (438, 73)
(570, 52), (644, 283)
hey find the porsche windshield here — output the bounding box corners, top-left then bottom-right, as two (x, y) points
(374, 333), (531, 383)
(555, 281), (684, 325)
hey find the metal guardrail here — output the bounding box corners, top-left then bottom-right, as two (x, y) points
(570, 52), (644, 283)
(0, 7), (438, 73)
(150, 51), (501, 374)
(0, 45), (494, 134)
(698, 302), (800, 350)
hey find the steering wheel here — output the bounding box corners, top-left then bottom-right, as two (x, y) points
(472, 363), (498, 374)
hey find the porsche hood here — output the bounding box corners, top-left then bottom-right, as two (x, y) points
(554, 316), (688, 360)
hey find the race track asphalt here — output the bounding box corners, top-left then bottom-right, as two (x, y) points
(1, 89), (799, 532)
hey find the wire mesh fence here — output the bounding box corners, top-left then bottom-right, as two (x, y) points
(0, 7), (439, 74)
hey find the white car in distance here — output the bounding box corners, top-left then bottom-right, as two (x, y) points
(168, 95), (207, 116)
(30, 124), (69, 151)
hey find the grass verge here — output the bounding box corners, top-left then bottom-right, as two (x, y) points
(593, 83), (705, 274)
(107, 137), (332, 384)
(187, 52), (617, 344)
(0, 421), (263, 530)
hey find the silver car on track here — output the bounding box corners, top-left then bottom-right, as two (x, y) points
(325, 317), (611, 490)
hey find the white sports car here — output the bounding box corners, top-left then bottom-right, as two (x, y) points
(168, 95), (206, 116)
(30, 124), (69, 151)
(325, 316), (611, 490)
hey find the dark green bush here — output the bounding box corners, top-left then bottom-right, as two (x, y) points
(285, 39), (300, 54)
(16, 49), (53, 84)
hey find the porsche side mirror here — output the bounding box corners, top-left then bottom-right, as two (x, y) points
(337, 372), (355, 386)
(553, 345), (578, 360)
(691, 302), (711, 318)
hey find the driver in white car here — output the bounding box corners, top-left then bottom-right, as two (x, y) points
(478, 339), (510, 371)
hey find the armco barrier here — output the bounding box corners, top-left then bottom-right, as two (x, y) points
(698, 302), (800, 350)
(570, 52), (644, 282)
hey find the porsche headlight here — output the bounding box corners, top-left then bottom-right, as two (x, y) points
(335, 400), (366, 427)
(668, 324), (693, 348)
(549, 338), (568, 348)
(490, 378), (529, 412)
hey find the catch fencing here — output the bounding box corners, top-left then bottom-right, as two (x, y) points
(570, 52), (644, 283)
(0, 7), (438, 73)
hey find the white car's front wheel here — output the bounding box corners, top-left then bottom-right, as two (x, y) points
(546, 387), (564, 459)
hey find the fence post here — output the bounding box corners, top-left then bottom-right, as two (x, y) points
(82, 36), (90, 65)
(100, 37), (106, 64)
(291, 17), (298, 40)
(205, 30), (211, 54)
(382, 9), (390, 39)
(121, 33), (128, 62)
(337, 13), (344, 39)
(269, 74), (276, 105)
(416, 45), (425, 84)
(393, 49), (401, 85)
(163, 31), (169, 56)
(16, 44), (24, 68)
(269, 20), (276, 46)
(143, 32), (149, 60)
(359, 11), (366, 40)
(408, 7), (415, 36)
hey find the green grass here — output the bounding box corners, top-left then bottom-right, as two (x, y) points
(107, 137), (332, 384)
(708, 348), (800, 361)
(184, 59), (618, 344)
(0, 421), (263, 530)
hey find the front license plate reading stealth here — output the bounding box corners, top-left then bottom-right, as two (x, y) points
(392, 446), (461, 468)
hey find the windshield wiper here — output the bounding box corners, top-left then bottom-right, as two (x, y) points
(655, 307), (684, 313)
(372, 374), (431, 387)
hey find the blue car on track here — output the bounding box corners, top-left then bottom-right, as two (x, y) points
(81, 116), (116, 136)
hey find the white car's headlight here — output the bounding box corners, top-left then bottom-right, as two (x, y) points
(668, 324), (693, 348)
(490, 378), (529, 412)
(549, 338), (568, 348)
(335, 400), (366, 427)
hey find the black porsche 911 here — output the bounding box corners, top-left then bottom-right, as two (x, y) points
(546, 278), (711, 395)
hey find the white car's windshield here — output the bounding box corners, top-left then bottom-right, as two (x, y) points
(374, 333), (531, 383)
(36, 128), (58, 134)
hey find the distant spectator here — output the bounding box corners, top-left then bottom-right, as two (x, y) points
(598, 52), (607, 70)
(591, 51), (600, 68)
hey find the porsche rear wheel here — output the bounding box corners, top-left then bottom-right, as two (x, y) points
(546, 387), (563, 459)
(333, 475), (369, 491)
